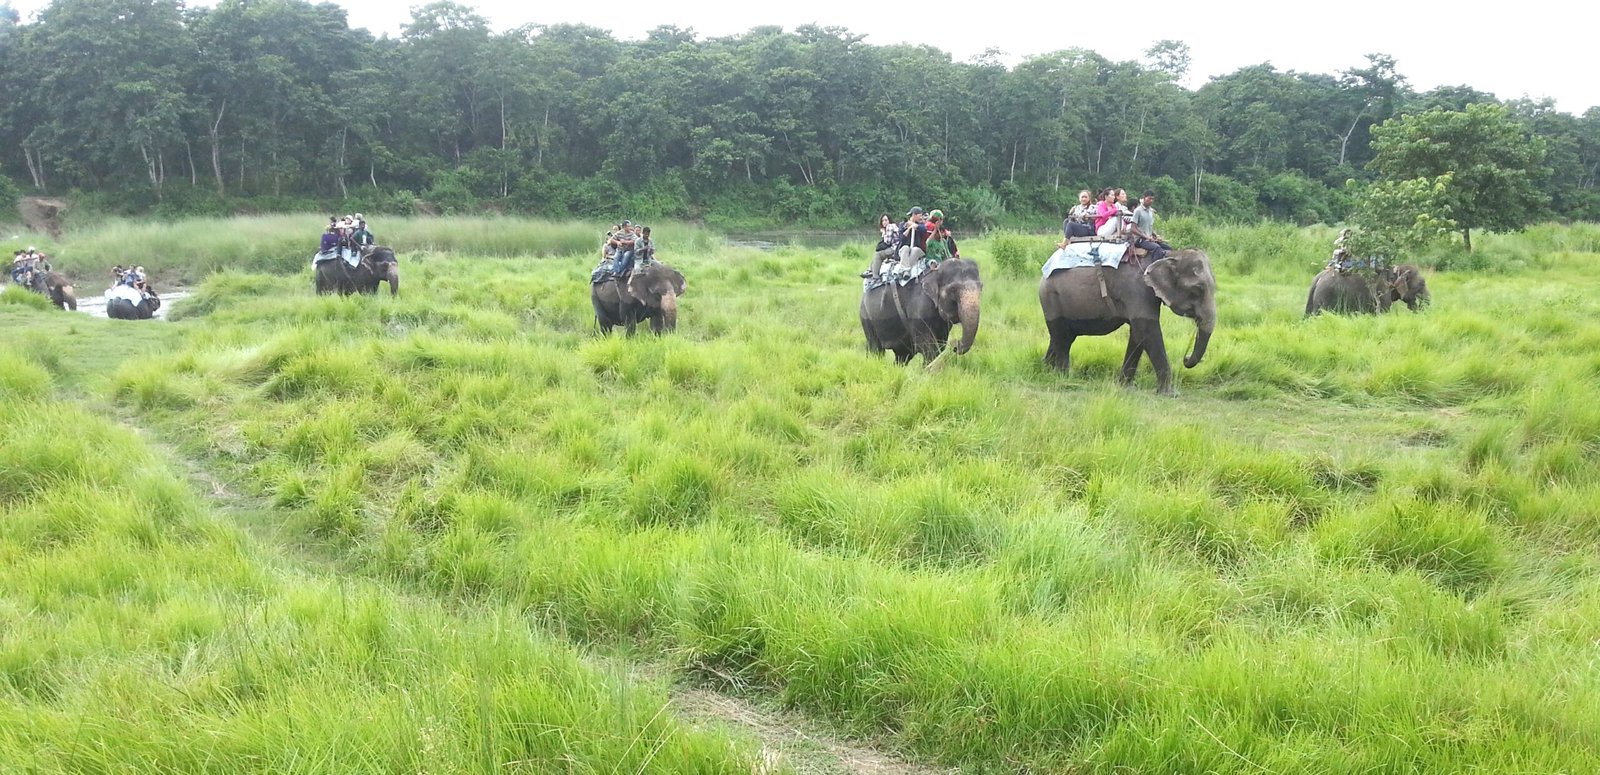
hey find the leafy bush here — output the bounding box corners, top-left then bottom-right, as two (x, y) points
(955, 186), (1007, 232)
(1159, 216), (1208, 250)
(989, 231), (1053, 279)
(0, 175), (21, 211)
(0, 285), (53, 310)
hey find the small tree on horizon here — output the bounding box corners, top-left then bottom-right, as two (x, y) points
(1343, 173), (1458, 261)
(1367, 103), (1547, 252)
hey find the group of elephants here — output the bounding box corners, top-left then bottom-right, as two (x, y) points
(861, 249), (1217, 395)
(306, 238), (1427, 398)
(857, 247), (1428, 395)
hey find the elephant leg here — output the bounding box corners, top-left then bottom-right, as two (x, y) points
(1133, 319), (1176, 396)
(1119, 335), (1145, 386)
(892, 347), (915, 366)
(861, 318), (883, 354)
(1043, 318), (1075, 373)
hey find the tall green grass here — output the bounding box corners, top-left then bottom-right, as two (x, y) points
(0, 346), (763, 772)
(76, 221), (1600, 770)
(28, 215), (719, 287)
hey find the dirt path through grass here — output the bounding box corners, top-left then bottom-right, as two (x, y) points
(117, 408), (944, 775)
(671, 686), (950, 775)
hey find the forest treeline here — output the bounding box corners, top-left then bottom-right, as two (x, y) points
(2, 0), (1598, 228)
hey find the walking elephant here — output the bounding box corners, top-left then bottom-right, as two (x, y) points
(1039, 248), (1216, 396)
(860, 258), (982, 365)
(1305, 264), (1428, 315)
(29, 270), (76, 311)
(592, 262), (685, 335)
(105, 285), (161, 320)
(315, 246), (399, 296)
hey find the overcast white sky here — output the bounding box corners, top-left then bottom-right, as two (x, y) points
(11, 0), (1597, 113)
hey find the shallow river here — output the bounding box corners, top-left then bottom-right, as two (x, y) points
(74, 290), (191, 320)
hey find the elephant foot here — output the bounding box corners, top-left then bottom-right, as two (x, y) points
(1156, 384), (1178, 397)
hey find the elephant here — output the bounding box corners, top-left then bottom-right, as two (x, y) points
(860, 258), (982, 365)
(591, 262), (686, 335)
(28, 270), (76, 311)
(315, 246), (399, 296)
(106, 285), (162, 320)
(1305, 264), (1428, 315)
(1039, 248), (1217, 396)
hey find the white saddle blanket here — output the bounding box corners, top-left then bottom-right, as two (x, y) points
(105, 285), (145, 304)
(312, 248), (362, 268)
(1041, 240), (1129, 277)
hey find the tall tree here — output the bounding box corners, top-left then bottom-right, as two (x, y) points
(1368, 103), (1549, 251)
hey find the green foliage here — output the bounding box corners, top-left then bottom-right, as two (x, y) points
(1369, 104), (1551, 249)
(1345, 174), (1460, 260)
(954, 187), (1007, 231)
(0, 285), (52, 310)
(0, 174), (20, 209)
(2, 5), (1597, 230)
(988, 231), (1052, 279)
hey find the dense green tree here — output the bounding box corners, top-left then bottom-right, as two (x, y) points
(0, 1), (1596, 227)
(1369, 103), (1549, 250)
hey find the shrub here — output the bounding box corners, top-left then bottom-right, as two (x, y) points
(990, 231), (1052, 279)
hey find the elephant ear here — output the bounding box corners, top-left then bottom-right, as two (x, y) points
(917, 264), (957, 321)
(1390, 268), (1411, 299)
(1143, 250), (1213, 309)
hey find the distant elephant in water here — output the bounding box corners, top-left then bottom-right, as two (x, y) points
(592, 262), (685, 335)
(1305, 264), (1428, 315)
(315, 246), (399, 296)
(106, 285), (161, 320)
(29, 270), (76, 311)
(860, 258), (982, 365)
(1039, 248), (1217, 396)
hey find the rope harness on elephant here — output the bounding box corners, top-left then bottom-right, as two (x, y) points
(889, 271), (939, 348)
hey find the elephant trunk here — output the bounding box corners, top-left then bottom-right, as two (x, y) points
(660, 289), (678, 331)
(1184, 320), (1212, 369)
(386, 266), (400, 297)
(954, 287), (980, 355)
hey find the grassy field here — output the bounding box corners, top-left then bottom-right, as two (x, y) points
(5, 216), (1600, 772)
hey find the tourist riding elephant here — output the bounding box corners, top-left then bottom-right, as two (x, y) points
(315, 245), (399, 296)
(860, 258), (982, 365)
(1039, 248), (1216, 396)
(29, 270), (76, 311)
(592, 262), (686, 335)
(1305, 263), (1428, 315)
(105, 284), (161, 320)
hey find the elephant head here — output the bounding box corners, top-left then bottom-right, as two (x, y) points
(1388, 264), (1429, 310)
(626, 263), (687, 331)
(919, 258), (983, 354)
(365, 246), (400, 296)
(1143, 249), (1217, 369)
